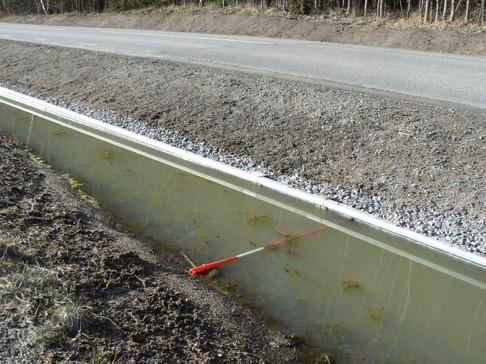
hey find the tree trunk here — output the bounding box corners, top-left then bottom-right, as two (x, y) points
(364, 0), (368, 16)
(1, 0), (8, 13)
(449, 0), (455, 20)
(435, 0), (439, 20)
(464, 0), (469, 23)
(442, 0), (447, 19)
(454, 0), (462, 15)
(346, 0), (351, 15)
(38, 0), (47, 14)
(424, 0), (429, 21)
(480, 0), (485, 25)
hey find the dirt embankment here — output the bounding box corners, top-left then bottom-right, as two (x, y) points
(0, 135), (307, 363)
(2, 6), (486, 56)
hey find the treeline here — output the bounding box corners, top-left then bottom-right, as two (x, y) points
(0, 0), (484, 23)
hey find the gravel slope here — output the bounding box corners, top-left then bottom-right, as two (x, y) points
(0, 40), (484, 253)
(0, 136), (306, 363)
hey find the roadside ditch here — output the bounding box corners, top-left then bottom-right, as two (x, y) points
(0, 40), (484, 252)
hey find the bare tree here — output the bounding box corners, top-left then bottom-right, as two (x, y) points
(37, 0), (48, 14)
(480, 0), (485, 24)
(377, 0), (384, 17)
(1, 0), (8, 12)
(0, 0), (485, 23)
(442, 0), (448, 19)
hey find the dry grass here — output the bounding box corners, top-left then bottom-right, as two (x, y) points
(34, 325), (64, 348)
(55, 299), (97, 334)
(0, 236), (21, 261)
(0, 233), (102, 350)
(33, 299), (101, 347)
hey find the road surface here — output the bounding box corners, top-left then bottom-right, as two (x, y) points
(0, 22), (485, 109)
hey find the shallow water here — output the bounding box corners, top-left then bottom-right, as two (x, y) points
(1, 101), (485, 363)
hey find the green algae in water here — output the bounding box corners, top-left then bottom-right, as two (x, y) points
(63, 173), (85, 190)
(28, 151), (50, 168)
(62, 173), (100, 208)
(365, 307), (385, 322)
(284, 266), (300, 276)
(122, 168), (134, 176)
(247, 215), (272, 226)
(286, 248), (298, 256)
(102, 149), (116, 159)
(341, 280), (362, 291)
(326, 322), (345, 335)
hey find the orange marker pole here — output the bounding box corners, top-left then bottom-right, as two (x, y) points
(188, 223), (340, 276)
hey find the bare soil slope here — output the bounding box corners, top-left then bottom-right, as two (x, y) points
(0, 135), (304, 363)
(2, 7), (486, 56)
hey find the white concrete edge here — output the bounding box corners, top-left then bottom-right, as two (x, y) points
(1, 86), (484, 269)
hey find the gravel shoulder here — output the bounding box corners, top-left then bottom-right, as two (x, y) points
(0, 135), (312, 363)
(1, 7), (486, 56)
(0, 40), (484, 253)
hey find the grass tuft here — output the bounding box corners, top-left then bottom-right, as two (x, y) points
(35, 325), (64, 348)
(55, 300), (97, 335)
(89, 346), (113, 364)
(34, 299), (99, 347)
(0, 237), (21, 261)
(0, 234), (109, 354)
(19, 265), (58, 290)
(0, 280), (23, 301)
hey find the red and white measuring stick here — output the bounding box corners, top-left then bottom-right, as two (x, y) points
(188, 224), (337, 275)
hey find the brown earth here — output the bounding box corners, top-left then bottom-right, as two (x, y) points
(0, 135), (316, 363)
(1, 6), (486, 56)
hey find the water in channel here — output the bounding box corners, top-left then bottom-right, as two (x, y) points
(1, 101), (485, 363)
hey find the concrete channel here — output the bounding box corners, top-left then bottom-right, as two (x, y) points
(0, 86), (485, 363)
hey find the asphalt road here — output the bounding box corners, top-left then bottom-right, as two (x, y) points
(1, 22), (485, 109)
